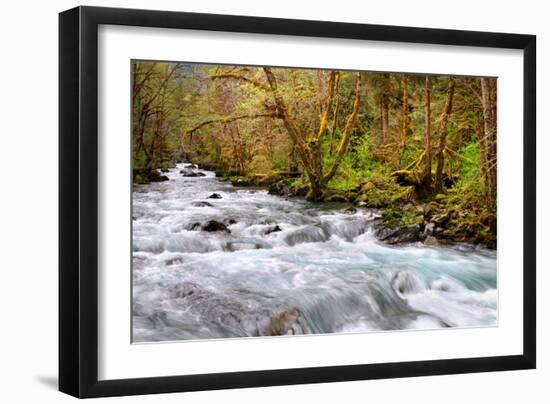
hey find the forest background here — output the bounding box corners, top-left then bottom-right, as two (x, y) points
(132, 61), (497, 247)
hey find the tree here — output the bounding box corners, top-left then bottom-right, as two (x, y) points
(262, 67), (362, 200)
(434, 76), (456, 192)
(480, 77), (497, 214)
(132, 62), (180, 169)
(401, 73), (409, 149)
(423, 75), (432, 192)
(131, 61), (498, 245)
(381, 73), (391, 144)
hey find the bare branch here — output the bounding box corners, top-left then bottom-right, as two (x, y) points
(209, 73), (268, 90)
(187, 113), (277, 135)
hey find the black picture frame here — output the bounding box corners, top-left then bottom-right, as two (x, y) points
(59, 5), (536, 398)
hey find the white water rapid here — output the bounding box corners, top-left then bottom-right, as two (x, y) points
(132, 163), (497, 342)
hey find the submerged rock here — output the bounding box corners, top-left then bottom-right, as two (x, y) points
(191, 201), (213, 207)
(207, 193), (222, 199)
(173, 282), (201, 298)
(284, 225), (329, 246)
(391, 270), (425, 295)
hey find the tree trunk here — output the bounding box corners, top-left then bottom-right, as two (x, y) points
(481, 78), (497, 214)
(401, 73), (409, 149)
(322, 72), (362, 185)
(423, 75), (432, 192)
(262, 68), (361, 200)
(476, 109), (489, 202)
(329, 99), (340, 154)
(434, 77), (456, 193)
(262, 67), (314, 177)
(381, 74), (390, 144)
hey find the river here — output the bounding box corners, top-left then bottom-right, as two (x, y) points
(132, 163), (497, 342)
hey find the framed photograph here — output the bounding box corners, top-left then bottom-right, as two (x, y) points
(59, 6), (536, 398)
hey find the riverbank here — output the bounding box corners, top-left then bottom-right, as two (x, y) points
(219, 171), (496, 250)
(132, 163), (496, 249)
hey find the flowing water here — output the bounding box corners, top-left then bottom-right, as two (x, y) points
(132, 163), (497, 342)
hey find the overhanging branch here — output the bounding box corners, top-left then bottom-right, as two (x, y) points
(187, 113), (277, 135)
(209, 74), (268, 91)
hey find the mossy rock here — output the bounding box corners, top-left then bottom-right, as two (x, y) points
(133, 168), (169, 184)
(258, 171), (284, 186)
(323, 191), (349, 203)
(360, 181), (376, 193)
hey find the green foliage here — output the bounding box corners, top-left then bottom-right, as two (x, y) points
(458, 142), (481, 178)
(247, 155), (273, 174)
(131, 61), (496, 245)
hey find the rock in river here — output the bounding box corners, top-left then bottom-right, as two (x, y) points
(424, 235), (440, 246)
(191, 201), (213, 207)
(201, 220), (231, 233)
(374, 225), (423, 244)
(180, 168), (206, 177)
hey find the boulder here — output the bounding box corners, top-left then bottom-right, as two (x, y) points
(424, 236), (440, 246)
(431, 212), (450, 224)
(165, 257), (184, 266)
(374, 225), (423, 244)
(269, 308), (303, 336)
(207, 193), (222, 199)
(188, 222), (202, 231)
(133, 168), (169, 184)
(180, 169), (206, 177)
(265, 225), (282, 235)
(423, 222), (435, 235)
(201, 220), (230, 233)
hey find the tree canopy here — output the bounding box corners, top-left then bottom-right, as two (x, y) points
(133, 61), (497, 246)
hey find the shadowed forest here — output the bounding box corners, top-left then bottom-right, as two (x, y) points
(132, 61), (497, 248)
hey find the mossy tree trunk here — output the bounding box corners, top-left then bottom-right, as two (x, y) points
(263, 67), (362, 200)
(423, 75), (432, 193)
(401, 73), (409, 149)
(381, 73), (390, 144)
(480, 77), (497, 216)
(434, 76), (456, 193)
